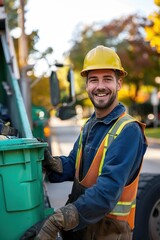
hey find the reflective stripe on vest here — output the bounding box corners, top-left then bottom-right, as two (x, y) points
(75, 112), (146, 229)
(109, 198), (136, 216)
(99, 113), (136, 175)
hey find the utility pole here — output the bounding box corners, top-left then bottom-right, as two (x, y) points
(18, 0), (28, 68)
(18, 0), (32, 127)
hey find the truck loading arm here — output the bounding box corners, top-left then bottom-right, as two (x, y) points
(0, 2), (32, 138)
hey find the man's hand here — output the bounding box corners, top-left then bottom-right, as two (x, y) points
(20, 204), (79, 240)
(36, 138), (63, 173)
(43, 149), (63, 173)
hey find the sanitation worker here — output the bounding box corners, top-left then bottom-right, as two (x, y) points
(21, 45), (147, 240)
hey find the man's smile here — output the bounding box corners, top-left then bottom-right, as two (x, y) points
(95, 93), (108, 97)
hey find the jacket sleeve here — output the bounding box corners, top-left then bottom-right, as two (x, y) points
(73, 122), (147, 230)
(48, 136), (80, 182)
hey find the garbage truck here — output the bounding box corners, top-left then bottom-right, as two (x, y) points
(0, 1), (75, 239)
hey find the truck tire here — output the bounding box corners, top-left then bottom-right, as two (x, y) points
(133, 173), (160, 240)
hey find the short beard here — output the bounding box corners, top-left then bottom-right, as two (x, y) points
(89, 92), (117, 110)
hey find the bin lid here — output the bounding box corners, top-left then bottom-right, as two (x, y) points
(0, 138), (48, 151)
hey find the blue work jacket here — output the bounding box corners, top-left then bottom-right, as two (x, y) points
(48, 103), (147, 229)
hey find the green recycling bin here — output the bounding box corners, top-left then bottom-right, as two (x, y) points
(0, 138), (48, 240)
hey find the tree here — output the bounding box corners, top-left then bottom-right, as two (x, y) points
(145, 0), (160, 53)
(4, 0), (19, 29)
(68, 14), (160, 109)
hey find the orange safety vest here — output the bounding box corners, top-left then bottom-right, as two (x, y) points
(75, 112), (146, 230)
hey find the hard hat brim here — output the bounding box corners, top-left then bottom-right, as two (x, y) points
(81, 68), (128, 78)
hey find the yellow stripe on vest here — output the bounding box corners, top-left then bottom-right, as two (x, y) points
(99, 114), (135, 175)
(110, 199), (136, 216)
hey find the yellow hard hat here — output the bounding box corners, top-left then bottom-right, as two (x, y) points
(81, 45), (127, 77)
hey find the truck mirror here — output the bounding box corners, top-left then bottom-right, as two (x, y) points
(56, 105), (76, 120)
(50, 71), (60, 106)
(50, 64), (75, 108)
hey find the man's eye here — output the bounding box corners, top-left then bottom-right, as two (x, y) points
(104, 78), (112, 81)
(89, 79), (97, 83)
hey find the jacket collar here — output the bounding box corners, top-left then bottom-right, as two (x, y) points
(90, 103), (126, 125)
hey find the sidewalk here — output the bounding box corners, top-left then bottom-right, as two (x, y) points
(49, 117), (81, 156)
(147, 137), (160, 148)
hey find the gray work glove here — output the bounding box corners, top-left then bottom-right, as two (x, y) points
(36, 138), (63, 173)
(20, 204), (79, 240)
(43, 149), (63, 173)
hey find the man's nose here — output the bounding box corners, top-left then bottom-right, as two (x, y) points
(97, 80), (106, 89)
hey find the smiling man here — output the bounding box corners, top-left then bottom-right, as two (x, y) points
(21, 46), (147, 240)
(86, 69), (122, 118)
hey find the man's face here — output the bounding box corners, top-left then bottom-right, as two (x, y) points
(86, 69), (122, 113)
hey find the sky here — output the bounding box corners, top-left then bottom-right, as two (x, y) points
(25, 0), (158, 62)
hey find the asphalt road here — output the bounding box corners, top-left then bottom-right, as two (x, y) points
(46, 117), (160, 210)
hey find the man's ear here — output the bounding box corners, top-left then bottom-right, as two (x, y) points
(117, 78), (123, 91)
(85, 77), (88, 89)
